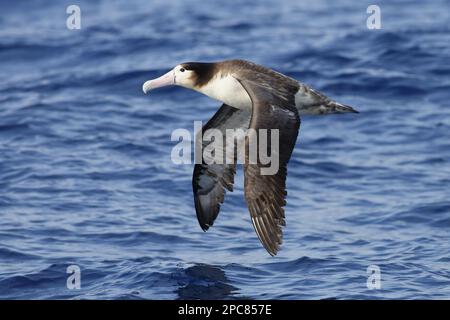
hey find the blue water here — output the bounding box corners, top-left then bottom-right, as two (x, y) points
(1, 0), (449, 300)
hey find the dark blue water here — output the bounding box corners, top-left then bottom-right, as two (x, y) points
(1, 0), (450, 299)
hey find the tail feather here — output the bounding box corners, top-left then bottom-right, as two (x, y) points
(326, 101), (359, 114)
(296, 84), (359, 115)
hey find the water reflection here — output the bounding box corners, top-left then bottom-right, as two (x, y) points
(176, 264), (239, 300)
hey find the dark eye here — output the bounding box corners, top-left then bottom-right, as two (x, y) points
(180, 68), (185, 72)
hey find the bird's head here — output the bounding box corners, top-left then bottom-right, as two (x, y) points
(142, 62), (216, 94)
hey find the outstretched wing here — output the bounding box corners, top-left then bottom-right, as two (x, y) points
(193, 104), (251, 230)
(235, 75), (300, 256)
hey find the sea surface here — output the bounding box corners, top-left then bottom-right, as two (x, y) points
(0, 0), (449, 299)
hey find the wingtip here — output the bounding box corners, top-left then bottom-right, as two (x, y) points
(264, 244), (280, 256)
(200, 223), (210, 232)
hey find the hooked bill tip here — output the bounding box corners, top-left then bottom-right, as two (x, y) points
(142, 80), (152, 94)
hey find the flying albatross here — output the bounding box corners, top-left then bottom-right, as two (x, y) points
(142, 59), (358, 255)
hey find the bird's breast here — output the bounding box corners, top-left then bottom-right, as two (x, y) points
(197, 74), (252, 111)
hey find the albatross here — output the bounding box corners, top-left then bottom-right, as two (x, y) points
(142, 59), (358, 256)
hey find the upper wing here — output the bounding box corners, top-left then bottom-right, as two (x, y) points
(193, 104), (251, 231)
(235, 75), (300, 256)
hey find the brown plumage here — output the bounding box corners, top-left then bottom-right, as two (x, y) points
(236, 75), (299, 256)
(181, 62), (218, 88)
(192, 61), (300, 255)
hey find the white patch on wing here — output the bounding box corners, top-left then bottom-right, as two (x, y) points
(294, 88), (317, 106)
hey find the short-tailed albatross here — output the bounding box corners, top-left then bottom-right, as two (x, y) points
(143, 59), (358, 256)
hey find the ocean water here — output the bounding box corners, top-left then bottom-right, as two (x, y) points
(0, 0), (449, 300)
